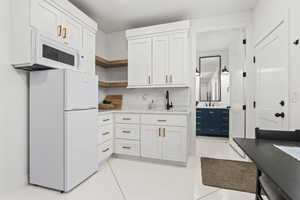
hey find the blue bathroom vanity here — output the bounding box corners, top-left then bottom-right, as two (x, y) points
(196, 108), (229, 137)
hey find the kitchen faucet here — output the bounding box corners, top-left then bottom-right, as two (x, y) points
(166, 90), (173, 110)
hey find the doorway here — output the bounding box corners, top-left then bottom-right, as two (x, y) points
(194, 28), (248, 157)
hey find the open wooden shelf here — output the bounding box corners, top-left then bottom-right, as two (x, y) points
(98, 81), (128, 88)
(96, 56), (128, 68)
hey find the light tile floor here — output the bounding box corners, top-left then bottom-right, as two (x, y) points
(1, 137), (255, 200)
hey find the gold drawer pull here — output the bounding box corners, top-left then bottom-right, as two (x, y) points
(158, 120), (167, 122)
(57, 25), (62, 37)
(102, 148), (110, 153)
(122, 118), (131, 121)
(62, 27), (67, 39)
(122, 146), (131, 150)
(103, 119), (110, 122)
(102, 132), (110, 136)
(122, 130), (131, 134)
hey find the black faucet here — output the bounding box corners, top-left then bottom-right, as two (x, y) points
(166, 90), (173, 110)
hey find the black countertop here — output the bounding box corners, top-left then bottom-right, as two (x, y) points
(234, 138), (300, 200)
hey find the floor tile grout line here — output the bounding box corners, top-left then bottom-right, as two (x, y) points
(107, 160), (128, 200)
(195, 189), (220, 200)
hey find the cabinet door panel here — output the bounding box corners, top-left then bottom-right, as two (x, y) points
(169, 33), (187, 85)
(162, 127), (186, 162)
(128, 38), (152, 86)
(31, 0), (62, 40)
(63, 15), (82, 50)
(141, 126), (162, 159)
(81, 28), (96, 74)
(152, 36), (169, 85)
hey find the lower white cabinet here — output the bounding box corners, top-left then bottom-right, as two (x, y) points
(98, 113), (113, 164)
(141, 126), (162, 159)
(112, 112), (188, 164)
(98, 140), (113, 163)
(162, 127), (187, 162)
(116, 124), (140, 140)
(141, 126), (187, 162)
(115, 139), (140, 156)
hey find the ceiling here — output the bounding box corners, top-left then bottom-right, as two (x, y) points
(69, 0), (257, 33)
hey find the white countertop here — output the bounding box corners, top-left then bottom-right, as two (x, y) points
(98, 108), (191, 115)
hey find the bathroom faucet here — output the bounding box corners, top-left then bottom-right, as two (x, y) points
(166, 90), (173, 110)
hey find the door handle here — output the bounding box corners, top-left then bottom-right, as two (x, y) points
(274, 112), (285, 118)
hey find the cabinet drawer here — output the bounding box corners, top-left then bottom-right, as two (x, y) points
(115, 114), (139, 124)
(115, 139), (140, 156)
(141, 114), (187, 127)
(98, 114), (113, 125)
(116, 124), (140, 140)
(98, 124), (113, 144)
(98, 140), (113, 163)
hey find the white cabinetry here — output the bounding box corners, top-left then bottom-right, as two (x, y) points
(169, 32), (188, 85)
(31, 0), (62, 41)
(128, 38), (152, 87)
(81, 28), (96, 74)
(162, 127), (186, 162)
(114, 114), (141, 156)
(141, 114), (188, 163)
(141, 126), (162, 159)
(62, 15), (83, 50)
(126, 21), (190, 88)
(153, 36), (169, 85)
(98, 113), (113, 164)
(12, 0), (97, 74)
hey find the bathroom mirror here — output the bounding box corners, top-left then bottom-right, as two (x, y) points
(198, 56), (221, 102)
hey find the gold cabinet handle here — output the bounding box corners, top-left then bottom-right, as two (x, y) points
(122, 118), (131, 121)
(62, 27), (67, 39)
(159, 128), (161, 137)
(122, 146), (131, 150)
(157, 120), (167, 122)
(148, 76), (151, 84)
(102, 132), (110, 136)
(169, 75), (173, 83)
(122, 130), (131, 134)
(163, 128), (166, 137)
(103, 119), (110, 122)
(165, 75), (168, 83)
(57, 25), (62, 37)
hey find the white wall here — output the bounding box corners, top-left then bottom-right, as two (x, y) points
(107, 31), (127, 60)
(0, 0), (28, 195)
(96, 29), (109, 59)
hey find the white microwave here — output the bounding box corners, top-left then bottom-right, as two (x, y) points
(13, 32), (80, 71)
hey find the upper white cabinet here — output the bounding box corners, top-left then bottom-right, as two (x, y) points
(62, 16), (83, 50)
(128, 38), (152, 86)
(153, 36), (169, 85)
(12, 0), (97, 74)
(81, 28), (96, 74)
(169, 33), (188, 85)
(126, 21), (190, 88)
(31, 0), (62, 41)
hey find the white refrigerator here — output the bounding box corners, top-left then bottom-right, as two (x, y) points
(29, 69), (98, 192)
